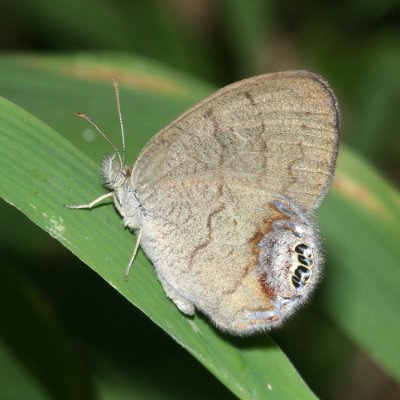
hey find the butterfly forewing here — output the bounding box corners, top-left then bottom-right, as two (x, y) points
(131, 70), (339, 211)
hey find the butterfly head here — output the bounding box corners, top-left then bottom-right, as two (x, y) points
(102, 153), (130, 190)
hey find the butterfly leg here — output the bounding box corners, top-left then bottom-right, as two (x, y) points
(159, 279), (195, 316)
(64, 192), (114, 209)
(124, 228), (142, 280)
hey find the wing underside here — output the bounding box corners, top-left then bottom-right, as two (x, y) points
(130, 71), (339, 331)
(132, 70), (339, 211)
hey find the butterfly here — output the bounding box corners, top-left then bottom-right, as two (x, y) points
(66, 71), (340, 335)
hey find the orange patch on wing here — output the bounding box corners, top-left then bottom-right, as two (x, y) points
(257, 273), (276, 300)
(250, 206), (289, 299)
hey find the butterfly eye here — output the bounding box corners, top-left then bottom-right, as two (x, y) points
(102, 154), (128, 189)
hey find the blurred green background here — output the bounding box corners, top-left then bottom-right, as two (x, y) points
(0, 1), (399, 399)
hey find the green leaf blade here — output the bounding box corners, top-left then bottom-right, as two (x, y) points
(0, 95), (315, 399)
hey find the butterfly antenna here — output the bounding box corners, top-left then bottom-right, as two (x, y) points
(76, 112), (124, 167)
(112, 79), (126, 164)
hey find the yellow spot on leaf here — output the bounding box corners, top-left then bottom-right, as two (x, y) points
(21, 57), (184, 95)
(333, 174), (388, 218)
